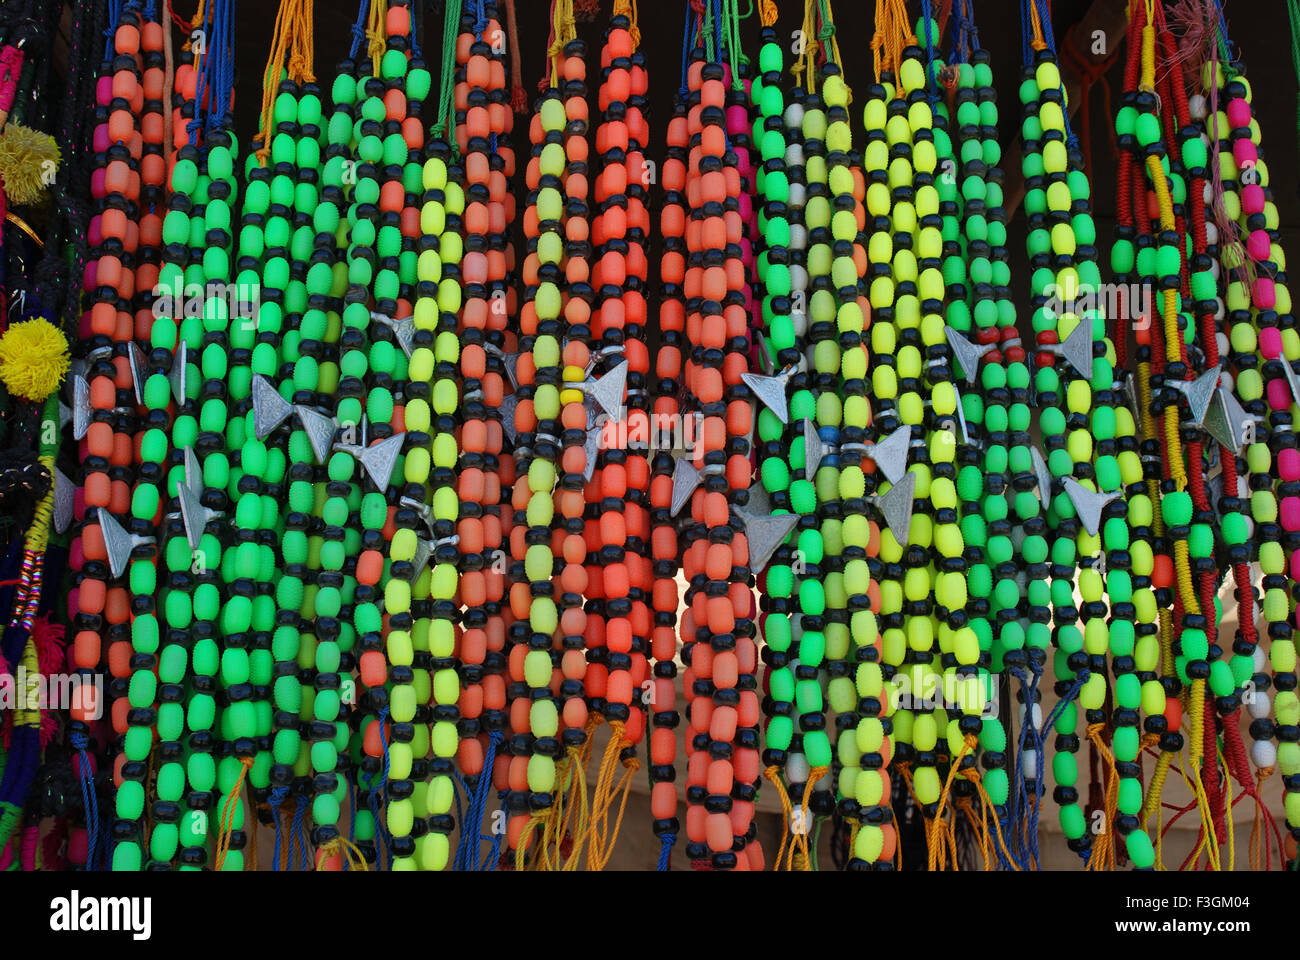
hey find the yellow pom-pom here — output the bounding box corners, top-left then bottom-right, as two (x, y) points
(0, 318), (70, 401)
(0, 123), (60, 206)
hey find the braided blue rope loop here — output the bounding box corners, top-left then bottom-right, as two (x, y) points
(482, 794), (505, 870)
(409, 1), (421, 59)
(657, 832), (676, 871)
(70, 731), (99, 871)
(292, 799), (309, 870)
(268, 785), (289, 871)
(680, 3), (695, 96)
(105, 0), (123, 58)
(350, 0), (369, 59)
(949, 0), (979, 63)
(364, 706), (393, 869)
(454, 729), (502, 869)
(920, 0), (938, 106)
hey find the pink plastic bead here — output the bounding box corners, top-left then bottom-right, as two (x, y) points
(1259, 326), (1283, 359)
(1281, 497), (1300, 532)
(1253, 276), (1276, 309)
(1267, 376), (1291, 411)
(1241, 183), (1266, 215)
(1279, 447), (1300, 481)
(1248, 229), (1271, 262)
(96, 74), (113, 106)
(1233, 138), (1258, 169)
(1226, 98), (1252, 129)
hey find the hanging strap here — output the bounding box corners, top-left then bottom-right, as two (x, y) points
(254, 0), (315, 165)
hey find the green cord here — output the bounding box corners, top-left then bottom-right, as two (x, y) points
(433, 0), (463, 147)
(1288, 0), (1300, 156)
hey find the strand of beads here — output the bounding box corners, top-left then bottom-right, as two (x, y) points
(944, 7), (1025, 866)
(104, 0), (167, 872)
(864, 10), (943, 861)
(220, 0), (316, 871)
(1202, 11), (1300, 864)
(1125, 0), (1226, 864)
(750, 19), (807, 868)
(924, 11), (996, 867)
(1016, 0), (1099, 861)
(506, 45), (571, 866)
(170, 0), (239, 871)
(69, 0), (148, 872)
(1176, 14), (1268, 841)
(144, 27), (204, 871)
(648, 66), (689, 868)
(453, 2), (513, 861)
(580, 8), (650, 868)
(368, 0), (431, 871)
(411, 0), (467, 873)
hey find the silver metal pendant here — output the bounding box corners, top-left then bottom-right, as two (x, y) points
(864, 424), (911, 485)
(296, 406), (338, 465)
(1062, 477), (1123, 537)
(741, 366), (796, 424)
(670, 457), (701, 517)
(252, 374), (294, 439)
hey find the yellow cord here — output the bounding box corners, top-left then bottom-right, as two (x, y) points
(317, 835), (369, 871)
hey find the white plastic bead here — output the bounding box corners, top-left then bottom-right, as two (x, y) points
(1250, 739), (1276, 769)
(1247, 688), (1271, 720)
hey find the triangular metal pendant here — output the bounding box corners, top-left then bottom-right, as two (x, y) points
(252, 374), (294, 439)
(953, 386), (972, 444)
(503, 352), (520, 390)
(182, 446), (204, 495)
(1030, 446), (1053, 505)
(877, 471), (916, 546)
(866, 424), (911, 485)
(71, 374), (91, 440)
(1166, 364), (1221, 427)
(946, 328), (993, 384)
(1056, 319), (1094, 377)
(1063, 477), (1122, 537)
(389, 317), (415, 357)
(1204, 386), (1254, 451)
(400, 497), (437, 537)
(411, 536), (433, 578)
(584, 359), (628, 418)
(296, 406), (338, 464)
(670, 457), (701, 517)
(803, 418), (828, 477)
(53, 467), (74, 534)
(129, 342), (149, 405)
(583, 424), (602, 483)
(177, 479), (219, 550)
(355, 433), (405, 490)
(169, 341), (188, 404)
(98, 510), (152, 579)
(1282, 356), (1300, 410)
(741, 367), (795, 424)
(1121, 371), (1142, 420)
(740, 509), (800, 574)
(499, 392), (520, 445)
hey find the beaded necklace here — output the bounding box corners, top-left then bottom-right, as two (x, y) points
(577, 5), (650, 870)
(751, 10), (814, 869)
(412, 0), (467, 874)
(678, 1), (761, 871)
(648, 55), (689, 870)
(942, 0), (1027, 869)
(506, 16), (582, 867)
(1017, 0), (1106, 862)
(160, 0), (238, 871)
(1193, 0), (1300, 868)
(453, 0), (513, 865)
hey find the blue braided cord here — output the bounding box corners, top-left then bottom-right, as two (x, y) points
(482, 795), (505, 870)
(350, 0), (369, 59)
(106, 0), (123, 58)
(681, 3), (694, 95)
(268, 785), (289, 871)
(292, 799), (309, 870)
(70, 731), (99, 871)
(454, 729), (501, 869)
(657, 832), (676, 871)
(470, 0), (487, 37)
(409, 1), (421, 59)
(949, 0), (979, 63)
(921, 0), (939, 105)
(145, 0), (157, 21)
(451, 770), (470, 869)
(1004, 667), (1036, 870)
(364, 706), (393, 869)
(712, 0), (723, 66)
